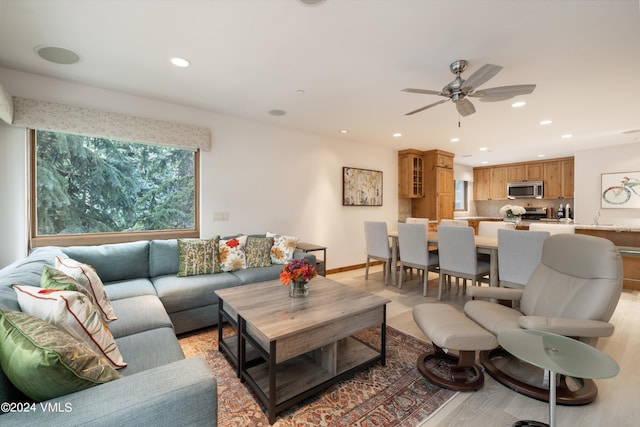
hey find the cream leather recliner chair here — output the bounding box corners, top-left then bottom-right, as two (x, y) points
(465, 233), (623, 405)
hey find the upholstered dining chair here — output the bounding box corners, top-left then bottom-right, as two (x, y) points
(477, 220), (516, 238)
(465, 233), (623, 404)
(497, 228), (549, 289)
(528, 222), (575, 235)
(364, 221), (393, 285)
(397, 223), (439, 296)
(436, 226), (490, 300)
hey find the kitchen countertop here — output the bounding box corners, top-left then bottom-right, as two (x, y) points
(455, 217), (640, 232)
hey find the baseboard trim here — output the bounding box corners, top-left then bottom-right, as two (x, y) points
(326, 260), (382, 275)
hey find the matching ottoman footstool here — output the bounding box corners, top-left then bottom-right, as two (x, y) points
(412, 303), (499, 391)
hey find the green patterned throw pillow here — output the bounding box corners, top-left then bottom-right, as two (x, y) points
(0, 309), (122, 402)
(177, 237), (220, 277)
(245, 236), (274, 268)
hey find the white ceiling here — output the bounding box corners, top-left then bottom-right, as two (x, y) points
(1, 0), (639, 166)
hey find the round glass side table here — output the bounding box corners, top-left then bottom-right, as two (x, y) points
(498, 329), (619, 427)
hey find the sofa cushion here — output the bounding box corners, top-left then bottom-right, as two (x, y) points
(39, 265), (95, 302)
(219, 235), (247, 272)
(54, 256), (118, 321)
(245, 236), (274, 268)
(152, 272), (242, 313)
(266, 232), (298, 264)
(103, 278), (157, 301)
(13, 285), (126, 369)
(177, 238), (221, 277)
(0, 309), (122, 402)
(62, 241), (150, 283)
(149, 239), (179, 277)
(231, 264), (284, 285)
(114, 327), (185, 376)
(107, 295), (174, 339)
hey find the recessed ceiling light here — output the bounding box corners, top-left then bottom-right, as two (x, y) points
(481, 161), (489, 164)
(479, 147), (488, 151)
(340, 129), (349, 134)
(393, 133), (402, 138)
(537, 154), (545, 157)
(34, 45), (80, 65)
(561, 134), (573, 139)
(539, 120), (552, 125)
(512, 101), (526, 108)
(450, 137), (460, 142)
(268, 109), (286, 116)
(171, 57), (190, 67)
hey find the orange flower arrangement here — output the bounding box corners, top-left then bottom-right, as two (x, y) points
(279, 258), (317, 286)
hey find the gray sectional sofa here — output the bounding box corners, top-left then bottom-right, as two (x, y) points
(0, 237), (315, 426)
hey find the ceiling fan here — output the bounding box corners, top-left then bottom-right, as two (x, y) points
(402, 60), (536, 117)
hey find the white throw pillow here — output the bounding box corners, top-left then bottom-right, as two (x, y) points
(266, 232), (298, 264)
(13, 285), (127, 369)
(55, 256), (118, 322)
(219, 235), (247, 272)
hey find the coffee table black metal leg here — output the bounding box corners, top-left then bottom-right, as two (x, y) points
(238, 316), (246, 381)
(381, 305), (387, 366)
(268, 340), (277, 424)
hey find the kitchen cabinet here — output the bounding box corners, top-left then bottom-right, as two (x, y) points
(544, 158), (574, 199)
(508, 165), (526, 182)
(473, 166), (507, 200)
(474, 157), (574, 201)
(543, 161), (562, 199)
(398, 149), (423, 198)
(411, 149), (455, 221)
(473, 168), (491, 200)
(526, 163), (543, 180)
(561, 159), (574, 198)
(576, 229), (640, 290)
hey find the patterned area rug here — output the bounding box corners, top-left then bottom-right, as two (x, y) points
(178, 325), (458, 426)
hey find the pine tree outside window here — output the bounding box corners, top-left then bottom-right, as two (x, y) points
(30, 129), (199, 247)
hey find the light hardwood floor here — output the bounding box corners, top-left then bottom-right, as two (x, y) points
(327, 265), (639, 427)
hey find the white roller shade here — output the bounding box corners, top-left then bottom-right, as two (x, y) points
(11, 97), (211, 151)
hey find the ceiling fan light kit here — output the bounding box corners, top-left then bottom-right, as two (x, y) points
(403, 59), (536, 117)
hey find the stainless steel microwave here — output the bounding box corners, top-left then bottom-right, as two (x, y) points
(507, 181), (544, 199)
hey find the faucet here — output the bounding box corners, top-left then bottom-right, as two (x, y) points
(593, 210), (600, 226)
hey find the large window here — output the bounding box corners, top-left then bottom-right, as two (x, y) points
(454, 180), (468, 211)
(30, 130), (199, 247)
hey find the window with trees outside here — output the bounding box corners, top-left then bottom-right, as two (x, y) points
(454, 180), (468, 211)
(30, 129), (199, 247)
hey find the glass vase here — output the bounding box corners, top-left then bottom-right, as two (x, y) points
(289, 280), (309, 298)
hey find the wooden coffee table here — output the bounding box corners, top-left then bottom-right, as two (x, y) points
(215, 276), (390, 424)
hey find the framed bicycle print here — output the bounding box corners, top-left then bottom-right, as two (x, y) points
(601, 171), (640, 208)
(342, 167), (383, 206)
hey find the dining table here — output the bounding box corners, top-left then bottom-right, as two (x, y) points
(387, 230), (499, 287)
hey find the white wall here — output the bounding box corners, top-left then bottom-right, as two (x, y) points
(574, 142), (640, 227)
(0, 68), (399, 269)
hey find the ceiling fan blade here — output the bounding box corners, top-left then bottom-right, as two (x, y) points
(461, 64), (502, 90)
(456, 99), (476, 117)
(405, 99), (448, 116)
(402, 88), (448, 97)
(469, 84), (536, 101)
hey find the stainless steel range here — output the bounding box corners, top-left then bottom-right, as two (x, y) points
(521, 207), (548, 221)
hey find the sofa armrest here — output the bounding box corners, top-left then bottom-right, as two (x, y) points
(467, 286), (524, 301)
(1, 357), (217, 427)
(518, 316), (615, 338)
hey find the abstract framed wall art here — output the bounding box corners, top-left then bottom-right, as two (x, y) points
(342, 167), (383, 206)
(601, 171), (640, 208)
